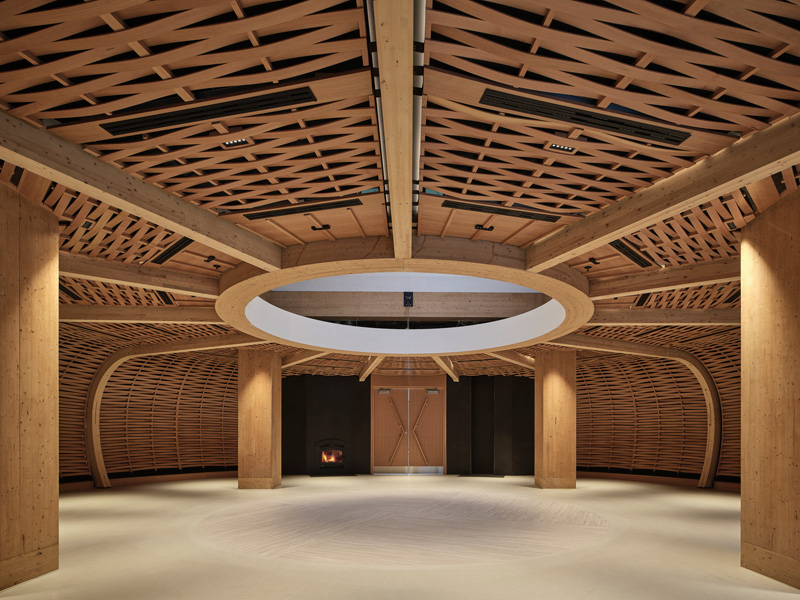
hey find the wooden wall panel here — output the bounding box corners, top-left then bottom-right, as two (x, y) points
(100, 354), (238, 477)
(0, 187), (59, 590)
(741, 190), (800, 589)
(576, 354), (707, 478)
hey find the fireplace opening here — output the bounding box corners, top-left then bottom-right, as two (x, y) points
(313, 438), (348, 474)
(321, 448), (343, 466)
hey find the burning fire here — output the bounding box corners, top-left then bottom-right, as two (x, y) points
(322, 450), (343, 464)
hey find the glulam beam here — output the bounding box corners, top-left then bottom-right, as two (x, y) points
(0, 111), (281, 271)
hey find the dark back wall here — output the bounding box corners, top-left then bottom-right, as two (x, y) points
(446, 376), (535, 476)
(282, 375), (371, 475)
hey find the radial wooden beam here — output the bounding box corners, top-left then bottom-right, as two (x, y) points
(359, 355), (386, 382)
(486, 350), (536, 371)
(86, 333), (262, 488)
(59, 305), (223, 324)
(373, 0), (414, 259)
(0, 111), (282, 271)
(263, 291), (546, 320)
(281, 348), (329, 369)
(431, 355), (459, 382)
(60, 252), (221, 298)
(551, 333), (722, 489)
(588, 308), (740, 326)
(588, 257), (740, 300)
(526, 112), (800, 272)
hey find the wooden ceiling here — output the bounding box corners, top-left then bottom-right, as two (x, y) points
(2, 0), (799, 376)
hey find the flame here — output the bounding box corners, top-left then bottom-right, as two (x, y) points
(322, 450), (342, 463)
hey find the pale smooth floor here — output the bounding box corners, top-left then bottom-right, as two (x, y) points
(2, 475), (797, 600)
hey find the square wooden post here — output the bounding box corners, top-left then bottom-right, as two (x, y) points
(0, 187), (59, 590)
(741, 187), (800, 589)
(534, 350), (576, 489)
(238, 348), (282, 489)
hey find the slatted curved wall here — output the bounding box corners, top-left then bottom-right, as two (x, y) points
(100, 354), (238, 477)
(576, 354), (708, 477)
(58, 329), (743, 483)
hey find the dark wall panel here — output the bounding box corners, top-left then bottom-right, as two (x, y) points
(446, 379), (472, 474)
(493, 377), (514, 475)
(281, 376), (307, 475)
(471, 377), (495, 474)
(349, 378), (372, 474)
(511, 377), (535, 475)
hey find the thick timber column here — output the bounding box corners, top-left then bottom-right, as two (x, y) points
(0, 186), (59, 590)
(741, 187), (800, 589)
(238, 348), (281, 489)
(534, 350), (576, 489)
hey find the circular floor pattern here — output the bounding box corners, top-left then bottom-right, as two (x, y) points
(195, 487), (611, 566)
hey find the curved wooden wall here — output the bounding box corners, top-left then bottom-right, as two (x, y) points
(100, 354), (238, 477)
(576, 354), (708, 477)
(58, 329), (743, 483)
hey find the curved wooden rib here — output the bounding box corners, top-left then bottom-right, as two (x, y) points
(431, 356), (459, 382)
(551, 333), (722, 489)
(86, 333), (261, 488)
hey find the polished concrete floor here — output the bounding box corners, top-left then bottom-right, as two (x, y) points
(2, 475), (797, 599)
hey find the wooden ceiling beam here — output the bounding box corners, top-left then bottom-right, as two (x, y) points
(551, 333), (721, 488)
(588, 308), (739, 326)
(0, 110), (282, 271)
(60, 252), (220, 298)
(526, 112), (800, 272)
(359, 355), (386, 382)
(588, 257), (740, 300)
(59, 305), (223, 324)
(486, 350), (536, 370)
(281, 348), (329, 369)
(263, 291), (547, 320)
(431, 355), (459, 382)
(373, 0), (414, 259)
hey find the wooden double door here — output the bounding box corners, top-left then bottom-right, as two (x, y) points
(372, 386), (445, 473)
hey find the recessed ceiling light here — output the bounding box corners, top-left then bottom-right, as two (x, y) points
(550, 143), (575, 152)
(223, 138), (249, 148)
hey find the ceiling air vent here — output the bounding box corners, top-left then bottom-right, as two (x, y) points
(101, 87), (317, 136)
(609, 239), (653, 268)
(150, 236), (194, 265)
(243, 198), (363, 220)
(479, 89), (690, 146)
(441, 199), (560, 222)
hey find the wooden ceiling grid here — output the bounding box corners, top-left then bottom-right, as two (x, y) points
(0, 0), (386, 260)
(419, 0), (800, 269)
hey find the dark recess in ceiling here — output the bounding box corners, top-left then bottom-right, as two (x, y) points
(479, 88), (691, 146)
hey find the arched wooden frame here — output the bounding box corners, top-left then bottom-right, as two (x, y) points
(551, 333), (723, 489)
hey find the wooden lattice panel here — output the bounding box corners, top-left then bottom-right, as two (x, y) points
(576, 353), (708, 476)
(0, 0), (385, 259)
(58, 321), (239, 478)
(420, 0), (800, 252)
(573, 326), (741, 478)
(100, 353), (239, 476)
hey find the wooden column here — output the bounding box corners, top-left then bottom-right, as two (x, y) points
(741, 188), (800, 589)
(534, 350), (576, 489)
(238, 348), (281, 489)
(0, 186), (59, 590)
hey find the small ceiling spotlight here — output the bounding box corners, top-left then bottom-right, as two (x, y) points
(475, 224), (494, 231)
(223, 138), (250, 148)
(311, 224), (331, 231)
(549, 143), (575, 153)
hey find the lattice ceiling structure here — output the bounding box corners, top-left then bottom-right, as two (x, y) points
(1, 0), (799, 377)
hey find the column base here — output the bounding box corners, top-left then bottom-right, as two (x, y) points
(535, 476), (576, 489)
(0, 544), (58, 591)
(742, 542), (800, 590)
(238, 476), (281, 489)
